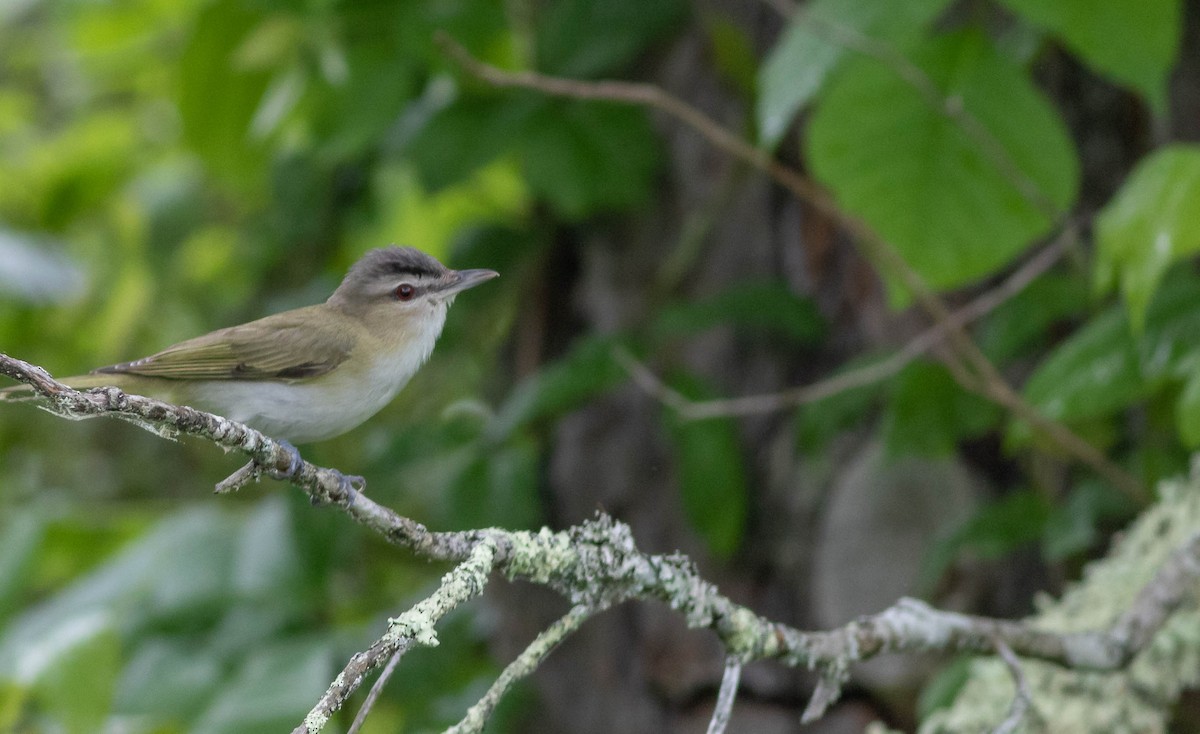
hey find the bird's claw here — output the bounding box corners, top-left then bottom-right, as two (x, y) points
(262, 439), (304, 481)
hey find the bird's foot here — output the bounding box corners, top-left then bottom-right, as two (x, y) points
(332, 470), (365, 507)
(263, 439), (304, 481)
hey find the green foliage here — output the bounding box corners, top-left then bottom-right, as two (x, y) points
(651, 281), (825, 344)
(1095, 145), (1200, 328)
(882, 361), (1001, 458)
(663, 375), (749, 560)
(996, 0), (1181, 112)
(807, 29), (1079, 298)
(757, 0), (952, 147)
(1017, 273), (1200, 447)
(0, 0), (1196, 728)
(921, 490), (1052, 588)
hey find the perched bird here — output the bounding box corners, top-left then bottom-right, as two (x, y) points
(1, 246), (498, 482)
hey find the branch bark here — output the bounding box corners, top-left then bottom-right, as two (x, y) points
(1, 353), (1194, 732)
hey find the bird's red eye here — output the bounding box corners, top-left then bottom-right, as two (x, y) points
(394, 283), (416, 301)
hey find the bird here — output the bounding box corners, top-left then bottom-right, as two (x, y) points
(1, 246), (498, 485)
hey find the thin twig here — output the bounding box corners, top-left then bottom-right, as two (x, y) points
(618, 230), (1073, 420)
(991, 638), (1037, 734)
(436, 33), (1146, 503)
(447, 604), (601, 734)
(294, 540), (499, 734)
(346, 650), (403, 734)
(706, 657), (743, 734)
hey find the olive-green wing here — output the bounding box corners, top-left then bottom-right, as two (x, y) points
(93, 308), (356, 381)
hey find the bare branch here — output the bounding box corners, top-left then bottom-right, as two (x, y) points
(346, 650), (402, 734)
(991, 638), (1038, 734)
(617, 230), (1073, 420)
(447, 604), (601, 734)
(435, 34), (1146, 502)
(295, 540), (499, 734)
(707, 657), (743, 734)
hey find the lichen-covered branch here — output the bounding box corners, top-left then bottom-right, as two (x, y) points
(294, 540), (499, 734)
(2, 352), (1195, 733)
(706, 657), (743, 734)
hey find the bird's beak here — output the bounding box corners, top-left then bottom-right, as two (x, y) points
(439, 268), (499, 297)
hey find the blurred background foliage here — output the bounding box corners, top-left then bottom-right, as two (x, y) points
(0, 0), (1196, 731)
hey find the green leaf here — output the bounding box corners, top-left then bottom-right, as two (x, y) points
(177, 0), (271, 187)
(488, 336), (629, 442)
(0, 511), (44, 622)
(192, 638), (333, 734)
(1042, 480), (1136, 560)
(976, 273), (1090, 362)
(757, 0), (952, 147)
(447, 436), (541, 530)
(1178, 371), (1200, 448)
(918, 656), (973, 719)
(794, 353), (889, 453)
(520, 101), (661, 218)
(536, 0), (687, 78)
(881, 361), (1001, 458)
(1017, 306), (1144, 434)
(652, 281), (825, 344)
(704, 15), (758, 98)
(1095, 145), (1200, 328)
(663, 375), (748, 559)
(115, 639), (222, 721)
(996, 0), (1181, 112)
(31, 618), (120, 734)
(1017, 272), (1200, 445)
(807, 30), (1079, 297)
(920, 490), (1051, 588)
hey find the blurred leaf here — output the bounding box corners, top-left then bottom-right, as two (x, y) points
(351, 160), (528, 262)
(1015, 306), (1143, 442)
(1178, 372), (1200, 448)
(177, 0), (271, 187)
(520, 101), (661, 218)
(447, 435), (541, 530)
(1095, 145), (1200, 329)
(192, 638), (333, 734)
(488, 336), (629, 442)
(31, 617), (120, 734)
(757, 0), (951, 147)
(0, 512), (44, 621)
(976, 272), (1090, 362)
(917, 655), (972, 719)
(794, 353), (890, 453)
(882, 361), (1001, 457)
(663, 375), (748, 559)
(652, 281), (825, 344)
(1135, 270), (1200, 382)
(920, 490), (1051, 588)
(704, 14), (758, 98)
(0, 508), (238, 679)
(402, 92), (539, 192)
(807, 29), (1079, 298)
(996, 0), (1180, 112)
(232, 497), (303, 599)
(535, 0), (687, 78)
(0, 231), (87, 304)
(1042, 480), (1136, 560)
(115, 639), (223, 723)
